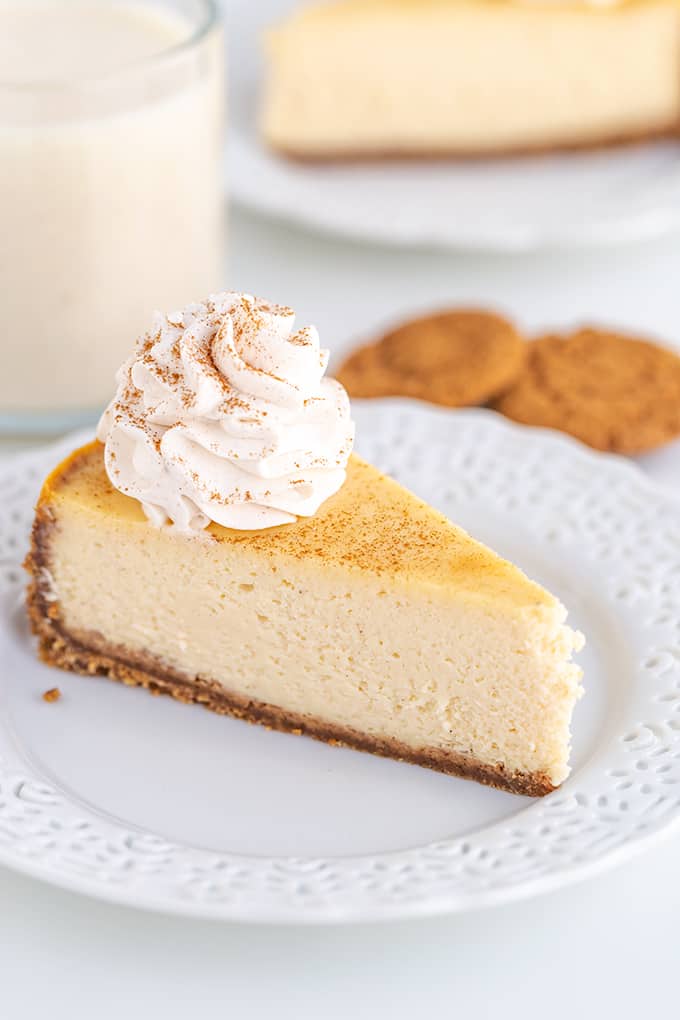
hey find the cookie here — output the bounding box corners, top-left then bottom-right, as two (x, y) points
(493, 328), (680, 453)
(336, 309), (527, 407)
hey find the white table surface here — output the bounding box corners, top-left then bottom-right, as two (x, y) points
(2, 207), (680, 1018)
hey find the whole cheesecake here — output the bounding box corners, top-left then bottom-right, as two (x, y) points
(261, 0), (680, 158)
(25, 292), (584, 796)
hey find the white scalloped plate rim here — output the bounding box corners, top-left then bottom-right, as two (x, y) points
(1, 402), (680, 924)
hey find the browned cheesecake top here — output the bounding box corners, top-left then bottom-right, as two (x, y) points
(40, 440), (554, 605)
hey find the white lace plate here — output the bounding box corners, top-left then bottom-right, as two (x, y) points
(228, 0), (680, 251)
(1, 402), (680, 924)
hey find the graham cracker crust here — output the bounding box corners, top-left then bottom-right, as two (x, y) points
(24, 507), (554, 798)
(269, 123), (680, 163)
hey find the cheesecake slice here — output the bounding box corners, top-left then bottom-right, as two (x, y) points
(27, 440), (583, 796)
(261, 0), (680, 158)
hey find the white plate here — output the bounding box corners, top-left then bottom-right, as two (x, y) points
(228, 0), (680, 251)
(1, 402), (680, 924)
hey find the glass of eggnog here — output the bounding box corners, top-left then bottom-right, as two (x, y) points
(0, 0), (224, 433)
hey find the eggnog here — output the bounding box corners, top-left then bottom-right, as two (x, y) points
(0, 0), (224, 428)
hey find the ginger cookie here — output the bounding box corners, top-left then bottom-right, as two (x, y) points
(493, 328), (680, 453)
(336, 309), (527, 407)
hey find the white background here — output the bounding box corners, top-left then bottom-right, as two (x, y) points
(2, 207), (680, 1017)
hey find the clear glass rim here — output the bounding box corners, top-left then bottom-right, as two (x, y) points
(0, 0), (220, 93)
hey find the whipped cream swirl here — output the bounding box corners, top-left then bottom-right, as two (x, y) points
(96, 292), (355, 531)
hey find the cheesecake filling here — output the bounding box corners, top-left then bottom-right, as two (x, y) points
(97, 292), (355, 530)
(262, 2), (680, 155)
(44, 498), (583, 786)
